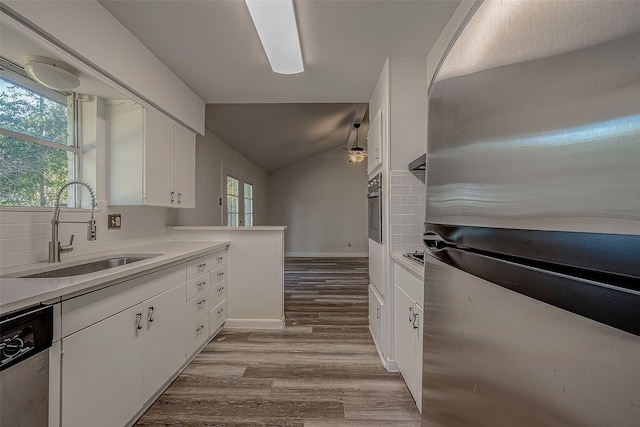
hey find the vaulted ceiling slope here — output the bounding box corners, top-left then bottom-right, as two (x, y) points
(206, 103), (369, 172)
(99, 0), (461, 171)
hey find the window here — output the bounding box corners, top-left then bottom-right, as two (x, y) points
(0, 59), (77, 207)
(244, 182), (253, 227)
(223, 165), (254, 227)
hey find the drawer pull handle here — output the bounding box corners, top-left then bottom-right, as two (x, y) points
(217, 272), (224, 278)
(197, 281), (206, 290)
(218, 286), (224, 293)
(408, 307), (414, 323)
(195, 325), (204, 334)
(136, 313), (143, 330)
(217, 256), (224, 261)
(197, 298), (206, 307)
(412, 312), (420, 330)
(198, 263), (206, 271)
(148, 306), (154, 323)
(218, 308), (224, 316)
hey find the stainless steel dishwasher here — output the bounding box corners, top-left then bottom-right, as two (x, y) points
(1, 305), (53, 426)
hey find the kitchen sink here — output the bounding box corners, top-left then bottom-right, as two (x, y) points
(16, 255), (160, 279)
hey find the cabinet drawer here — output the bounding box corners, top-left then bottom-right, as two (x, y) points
(210, 279), (227, 308)
(210, 300), (226, 335)
(186, 314), (209, 357)
(394, 263), (424, 304)
(186, 273), (209, 301)
(212, 250), (226, 268)
(210, 265), (226, 286)
(187, 254), (213, 280)
(186, 292), (212, 326)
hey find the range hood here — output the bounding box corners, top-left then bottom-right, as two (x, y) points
(409, 154), (426, 173)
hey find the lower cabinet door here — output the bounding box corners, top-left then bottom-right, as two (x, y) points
(61, 304), (143, 427)
(414, 303), (424, 412)
(142, 284), (186, 402)
(394, 284), (416, 396)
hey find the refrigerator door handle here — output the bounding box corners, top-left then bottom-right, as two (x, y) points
(423, 232), (447, 252)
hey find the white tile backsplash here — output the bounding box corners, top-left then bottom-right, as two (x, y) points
(389, 171), (425, 254)
(0, 206), (169, 269)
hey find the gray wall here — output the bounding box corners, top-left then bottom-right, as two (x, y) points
(169, 129), (268, 226)
(267, 147), (368, 256)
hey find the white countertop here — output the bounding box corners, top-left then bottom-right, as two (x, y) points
(0, 239), (229, 315)
(168, 226), (287, 231)
(391, 253), (425, 280)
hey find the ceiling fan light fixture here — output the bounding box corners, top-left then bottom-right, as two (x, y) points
(348, 122), (367, 164)
(245, 0), (304, 74)
(24, 56), (80, 91)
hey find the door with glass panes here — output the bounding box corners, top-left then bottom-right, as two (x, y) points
(224, 172), (253, 226)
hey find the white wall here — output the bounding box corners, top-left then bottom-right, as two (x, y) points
(389, 57), (427, 171)
(168, 129), (268, 227)
(267, 147), (368, 257)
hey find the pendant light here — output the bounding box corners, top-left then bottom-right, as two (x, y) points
(348, 123), (367, 163)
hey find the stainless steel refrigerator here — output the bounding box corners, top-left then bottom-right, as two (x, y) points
(422, 1), (640, 426)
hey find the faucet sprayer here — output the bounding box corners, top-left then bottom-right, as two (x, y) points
(49, 180), (97, 263)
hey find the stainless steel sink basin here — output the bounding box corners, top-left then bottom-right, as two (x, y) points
(19, 255), (159, 278)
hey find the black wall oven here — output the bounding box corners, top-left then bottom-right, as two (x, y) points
(367, 173), (382, 243)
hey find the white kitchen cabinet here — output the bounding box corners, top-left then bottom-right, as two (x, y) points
(61, 304), (144, 427)
(367, 107), (383, 174)
(60, 265), (186, 427)
(393, 262), (424, 411)
(369, 284), (384, 360)
(141, 285), (186, 402)
(185, 249), (228, 358)
(106, 101), (196, 207)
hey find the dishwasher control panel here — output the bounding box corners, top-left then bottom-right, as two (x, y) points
(0, 305), (52, 371)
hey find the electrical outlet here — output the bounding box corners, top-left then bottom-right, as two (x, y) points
(108, 214), (121, 230)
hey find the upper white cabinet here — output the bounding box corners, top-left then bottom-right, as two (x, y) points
(107, 102), (196, 208)
(368, 107), (383, 174)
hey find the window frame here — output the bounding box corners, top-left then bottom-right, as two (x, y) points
(222, 163), (255, 227)
(0, 57), (81, 208)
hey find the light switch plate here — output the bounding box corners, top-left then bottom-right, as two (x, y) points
(108, 214), (121, 230)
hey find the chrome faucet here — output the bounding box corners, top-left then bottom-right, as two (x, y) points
(49, 180), (97, 263)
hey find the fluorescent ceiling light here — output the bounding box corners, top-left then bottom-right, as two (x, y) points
(245, 0), (304, 74)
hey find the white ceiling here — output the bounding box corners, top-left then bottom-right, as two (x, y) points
(97, 0), (461, 171)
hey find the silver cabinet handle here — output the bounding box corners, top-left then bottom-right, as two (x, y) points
(197, 281), (206, 290)
(136, 313), (143, 330)
(148, 306), (154, 323)
(197, 298), (206, 307)
(217, 272), (224, 278)
(409, 306), (414, 323)
(412, 312), (420, 330)
(217, 256), (224, 262)
(198, 263), (206, 272)
(376, 307), (380, 319)
(217, 286), (224, 293)
(170, 191), (175, 204)
(217, 308), (224, 316)
(177, 192), (182, 205)
(195, 324), (204, 334)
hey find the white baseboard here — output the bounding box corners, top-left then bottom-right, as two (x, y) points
(386, 359), (399, 372)
(285, 252), (368, 258)
(224, 318), (285, 329)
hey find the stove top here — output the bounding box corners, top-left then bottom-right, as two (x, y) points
(403, 251), (424, 266)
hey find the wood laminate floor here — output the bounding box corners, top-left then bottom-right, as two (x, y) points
(135, 257), (420, 426)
